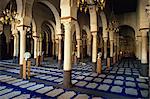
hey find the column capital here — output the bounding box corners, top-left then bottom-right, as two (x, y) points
(103, 37), (108, 42)
(140, 29), (149, 37)
(58, 34), (63, 40)
(91, 31), (97, 36)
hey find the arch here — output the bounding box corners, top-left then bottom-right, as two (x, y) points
(16, 0), (23, 17)
(74, 21), (80, 39)
(100, 11), (108, 38)
(118, 25), (136, 56)
(82, 25), (91, 57)
(36, 0), (61, 35)
(118, 24), (136, 36)
(46, 20), (56, 40)
(32, 19), (37, 36)
(82, 25), (91, 43)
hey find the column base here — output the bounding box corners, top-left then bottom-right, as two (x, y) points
(107, 57), (111, 70)
(92, 62), (96, 72)
(13, 56), (19, 63)
(110, 57), (113, 65)
(58, 60), (63, 69)
(77, 58), (80, 64)
(97, 58), (102, 74)
(20, 65), (23, 78)
(140, 63), (148, 77)
(63, 70), (72, 88)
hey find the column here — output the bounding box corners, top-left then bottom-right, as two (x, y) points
(87, 39), (92, 59)
(92, 32), (97, 72)
(63, 21), (72, 88)
(13, 32), (19, 62)
(135, 39), (139, 59)
(0, 24), (3, 60)
(58, 34), (62, 68)
(52, 40), (55, 59)
(103, 37), (108, 59)
(33, 36), (38, 59)
(46, 41), (49, 55)
(141, 30), (148, 63)
(18, 27), (26, 65)
(116, 33), (120, 61)
(140, 29), (148, 76)
(55, 39), (59, 60)
(110, 40), (114, 57)
(109, 31), (114, 58)
(140, 29), (148, 77)
(39, 38), (43, 62)
(76, 39), (81, 61)
(137, 36), (142, 60)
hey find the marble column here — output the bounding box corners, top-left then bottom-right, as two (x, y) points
(33, 36), (38, 59)
(77, 39), (81, 61)
(135, 39), (139, 59)
(141, 30), (148, 63)
(52, 40), (56, 59)
(13, 32), (19, 62)
(140, 29), (148, 77)
(63, 21), (72, 88)
(55, 39), (59, 60)
(110, 40), (114, 58)
(18, 27), (26, 65)
(92, 32), (97, 72)
(103, 37), (108, 59)
(0, 24), (3, 60)
(58, 34), (62, 69)
(137, 36), (142, 60)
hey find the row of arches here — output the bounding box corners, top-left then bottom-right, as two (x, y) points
(0, 0), (137, 63)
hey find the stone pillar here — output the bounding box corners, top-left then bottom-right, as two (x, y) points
(63, 21), (72, 88)
(92, 32), (97, 72)
(0, 24), (3, 60)
(55, 39), (59, 60)
(103, 37), (108, 59)
(33, 36), (38, 59)
(77, 39), (81, 61)
(18, 27), (26, 65)
(110, 40), (114, 58)
(135, 39), (139, 59)
(137, 36), (142, 60)
(141, 30), (148, 63)
(140, 29), (148, 77)
(87, 41), (92, 58)
(13, 33), (19, 62)
(46, 41), (49, 55)
(58, 34), (62, 69)
(52, 40), (55, 58)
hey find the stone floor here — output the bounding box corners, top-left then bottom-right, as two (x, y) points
(0, 58), (149, 99)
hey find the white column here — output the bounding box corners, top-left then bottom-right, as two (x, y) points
(39, 39), (42, 55)
(87, 42), (91, 57)
(103, 37), (108, 59)
(77, 39), (80, 59)
(109, 31), (114, 57)
(58, 34), (62, 61)
(92, 32), (97, 63)
(33, 37), (38, 58)
(110, 40), (114, 57)
(46, 42), (49, 55)
(137, 36), (142, 60)
(52, 40), (55, 56)
(13, 33), (19, 57)
(19, 28), (26, 65)
(141, 30), (148, 63)
(135, 39), (139, 58)
(55, 39), (59, 58)
(63, 21), (72, 71)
